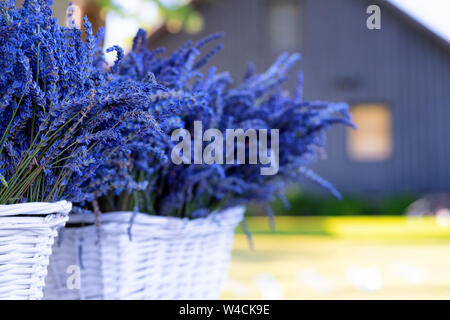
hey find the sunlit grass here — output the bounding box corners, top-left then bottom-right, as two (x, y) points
(236, 215), (450, 239)
(223, 216), (450, 299)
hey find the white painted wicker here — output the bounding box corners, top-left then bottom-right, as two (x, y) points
(44, 206), (244, 300)
(0, 201), (71, 300)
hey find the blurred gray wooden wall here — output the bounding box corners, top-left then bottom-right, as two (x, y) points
(148, 0), (450, 196)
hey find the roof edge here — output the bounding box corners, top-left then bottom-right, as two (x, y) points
(377, 0), (450, 52)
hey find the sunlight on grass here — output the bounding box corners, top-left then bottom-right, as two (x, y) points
(236, 215), (450, 239)
(223, 216), (450, 299)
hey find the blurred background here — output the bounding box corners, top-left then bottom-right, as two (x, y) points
(46, 0), (449, 299)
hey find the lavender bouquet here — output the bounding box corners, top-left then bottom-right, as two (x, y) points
(39, 21), (354, 302)
(0, 1), (179, 206)
(95, 30), (355, 219)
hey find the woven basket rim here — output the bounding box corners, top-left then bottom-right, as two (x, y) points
(66, 206), (245, 229)
(0, 201), (71, 300)
(0, 200), (72, 217)
(45, 207), (243, 300)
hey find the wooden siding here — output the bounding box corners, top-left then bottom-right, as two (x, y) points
(148, 0), (450, 195)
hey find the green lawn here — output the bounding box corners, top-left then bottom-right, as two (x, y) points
(221, 216), (450, 299)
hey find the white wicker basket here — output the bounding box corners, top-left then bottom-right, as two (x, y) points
(0, 201), (71, 300)
(44, 206), (244, 300)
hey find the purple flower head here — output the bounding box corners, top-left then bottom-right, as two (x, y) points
(0, 1), (171, 205)
(96, 30), (354, 218)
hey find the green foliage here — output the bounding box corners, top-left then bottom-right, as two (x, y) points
(96, 0), (203, 34)
(248, 188), (417, 216)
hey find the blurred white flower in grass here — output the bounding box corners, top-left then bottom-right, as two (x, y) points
(254, 274), (284, 300)
(221, 278), (250, 298)
(297, 269), (332, 294)
(392, 263), (425, 285)
(436, 208), (450, 228)
(347, 266), (382, 292)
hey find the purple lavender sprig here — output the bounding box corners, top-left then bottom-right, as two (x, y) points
(96, 29), (355, 218)
(0, 1), (170, 204)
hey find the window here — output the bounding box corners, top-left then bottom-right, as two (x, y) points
(268, 0), (302, 52)
(347, 103), (392, 161)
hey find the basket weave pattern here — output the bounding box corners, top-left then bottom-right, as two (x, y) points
(0, 201), (71, 300)
(44, 206), (244, 300)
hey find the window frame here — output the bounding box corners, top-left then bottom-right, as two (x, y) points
(346, 101), (394, 163)
(266, 0), (303, 53)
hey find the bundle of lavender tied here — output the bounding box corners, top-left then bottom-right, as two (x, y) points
(95, 29), (354, 220)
